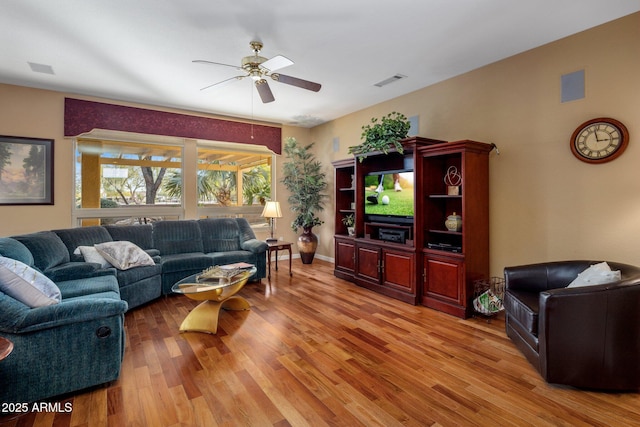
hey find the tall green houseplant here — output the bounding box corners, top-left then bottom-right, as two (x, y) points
(281, 137), (328, 263)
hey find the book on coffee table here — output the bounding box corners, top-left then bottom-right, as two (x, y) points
(220, 262), (254, 270)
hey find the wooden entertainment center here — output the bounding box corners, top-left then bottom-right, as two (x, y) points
(333, 137), (492, 318)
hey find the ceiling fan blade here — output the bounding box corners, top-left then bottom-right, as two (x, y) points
(193, 59), (242, 71)
(261, 55), (293, 72)
(200, 75), (244, 91)
(271, 74), (321, 92)
(255, 79), (275, 103)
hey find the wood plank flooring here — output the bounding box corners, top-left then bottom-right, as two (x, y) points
(2, 259), (640, 426)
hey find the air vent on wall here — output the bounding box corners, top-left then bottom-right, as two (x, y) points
(374, 74), (407, 87)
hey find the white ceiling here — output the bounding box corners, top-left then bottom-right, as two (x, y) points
(1, 1), (638, 128)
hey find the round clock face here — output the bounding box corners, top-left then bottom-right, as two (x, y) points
(570, 118), (629, 164)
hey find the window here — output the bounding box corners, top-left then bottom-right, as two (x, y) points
(194, 145), (271, 226)
(73, 134), (274, 229)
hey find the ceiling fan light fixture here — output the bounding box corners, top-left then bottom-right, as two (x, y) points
(193, 41), (321, 103)
(374, 74), (407, 87)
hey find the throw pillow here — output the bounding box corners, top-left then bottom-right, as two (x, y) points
(567, 262), (622, 288)
(73, 246), (112, 268)
(94, 241), (155, 270)
(0, 255), (61, 307)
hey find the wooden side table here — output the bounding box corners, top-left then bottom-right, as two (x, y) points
(267, 241), (293, 279)
(0, 337), (13, 361)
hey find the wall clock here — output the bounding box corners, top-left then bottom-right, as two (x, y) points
(570, 117), (629, 164)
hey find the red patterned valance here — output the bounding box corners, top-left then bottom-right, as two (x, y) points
(64, 98), (282, 154)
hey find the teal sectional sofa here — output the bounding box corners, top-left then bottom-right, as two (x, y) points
(0, 218), (267, 404)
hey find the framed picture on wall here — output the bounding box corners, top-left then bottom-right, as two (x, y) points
(0, 135), (54, 205)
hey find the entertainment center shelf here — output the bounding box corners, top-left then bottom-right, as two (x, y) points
(333, 138), (492, 317)
(364, 222), (413, 245)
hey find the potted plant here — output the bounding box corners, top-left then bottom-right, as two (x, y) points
(342, 214), (355, 236)
(348, 111), (411, 161)
(281, 137), (328, 264)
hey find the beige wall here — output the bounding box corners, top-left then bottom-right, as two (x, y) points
(310, 13), (640, 275)
(1, 13), (638, 276)
(0, 85), (69, 235)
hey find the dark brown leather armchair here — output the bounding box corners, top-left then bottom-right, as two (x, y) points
(504, 260), (640, 391)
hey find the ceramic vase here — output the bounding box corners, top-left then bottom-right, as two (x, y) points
(445, 212), (462, 232)
(297, 227), (318, 264)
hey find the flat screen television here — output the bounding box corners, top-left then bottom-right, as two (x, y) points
(363, 170), (414, 224)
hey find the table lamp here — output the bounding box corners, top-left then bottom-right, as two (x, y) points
(261, 201), (282, 243)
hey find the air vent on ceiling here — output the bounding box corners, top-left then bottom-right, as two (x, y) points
(28, 62), (55, 75)
(374, 74), (407, 87)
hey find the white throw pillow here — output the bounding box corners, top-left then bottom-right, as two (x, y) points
(0, 256), (61, 307)
(567, 262), (621, 288)
(94, 241), (155, 270)
(74, 245), (112, 268)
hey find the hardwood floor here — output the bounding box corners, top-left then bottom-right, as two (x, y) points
(2, 259), (639, 427)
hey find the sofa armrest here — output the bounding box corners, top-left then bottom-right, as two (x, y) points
(45, 262), (116, 282)
(241, 238), (268, 254)
(1, 297), (128, 334)
(538, 285), (612, 384)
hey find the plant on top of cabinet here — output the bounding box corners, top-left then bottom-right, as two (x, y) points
(348, 111), (411, 161)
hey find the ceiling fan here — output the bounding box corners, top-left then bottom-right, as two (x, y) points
(193, 41), (321, 103)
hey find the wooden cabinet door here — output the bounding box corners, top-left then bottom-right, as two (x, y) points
(382, 249), (415, 293)
(422, 254), (466, 317)
(335, 238), (355, 274)
(355, 244), (381, 284)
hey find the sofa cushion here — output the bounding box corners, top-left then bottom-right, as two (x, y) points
(199, 218), (242, 252)
(0, 237), (34, 266)
(54, 226), (113, 262)
(153, 220), (203, 255)
(159, 252), (213, 273)
(504, 289), (539, 336)
(113, 263), (162, 287)
(105, 224), (155, 251)
(95, 241), (155, 270)
(0, 256), (61, 307)
(12, 231), (70, 271)
(74, 246), (112, 268)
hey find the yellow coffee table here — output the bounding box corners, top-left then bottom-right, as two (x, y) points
(172, 266), (256, 334)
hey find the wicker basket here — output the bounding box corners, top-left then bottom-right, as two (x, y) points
(472, 277), (505, 317)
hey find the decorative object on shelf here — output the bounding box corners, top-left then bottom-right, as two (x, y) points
(445, 212), (462, 231)
(281, 137), (328, 264)
(347, 112), (411, 161)
(342, 214), (355, 236)
(444, 166), (461, 195)
(261, 201), (282, 243)
(570, 117), (629, 164)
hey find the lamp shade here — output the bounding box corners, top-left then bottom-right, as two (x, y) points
(261, 201), (282, 218)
